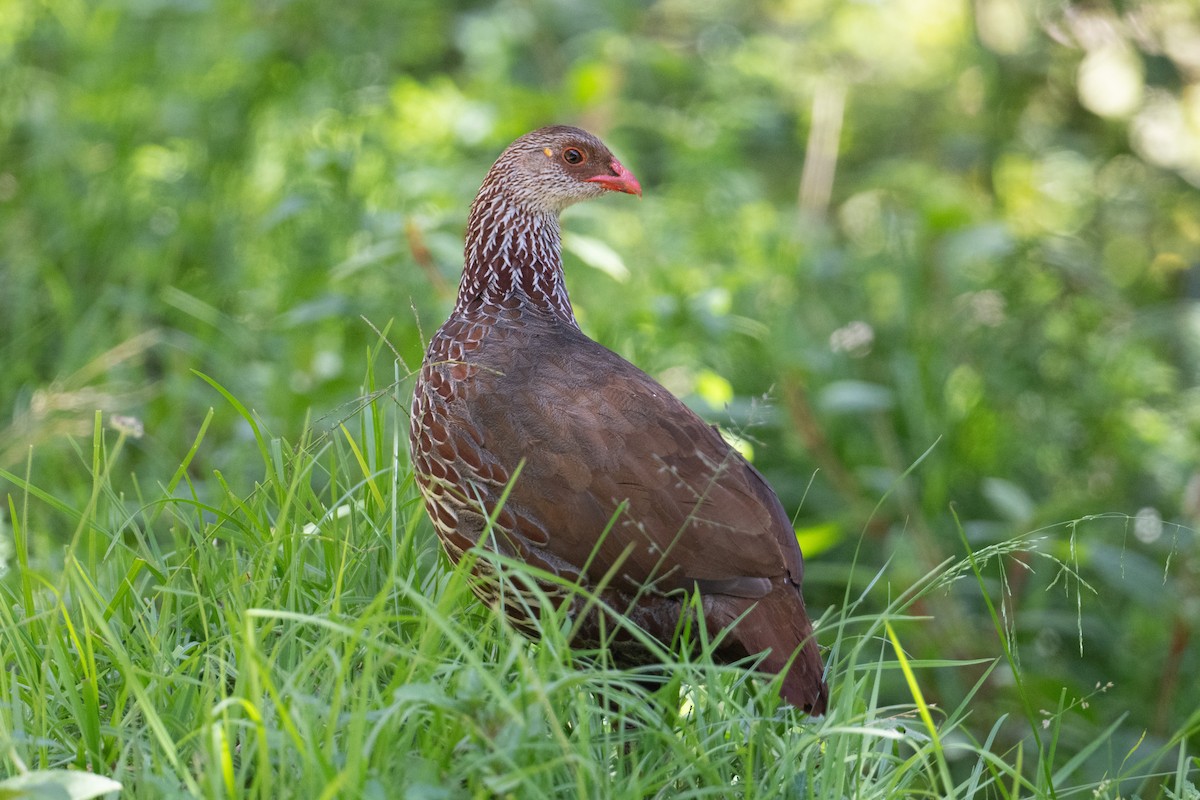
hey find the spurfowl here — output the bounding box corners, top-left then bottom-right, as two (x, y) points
(409, 126), (828, 714)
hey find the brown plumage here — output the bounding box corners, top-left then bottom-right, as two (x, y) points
(409, 125), (829, 714)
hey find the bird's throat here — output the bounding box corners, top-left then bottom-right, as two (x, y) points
(458, 190), (577, 325)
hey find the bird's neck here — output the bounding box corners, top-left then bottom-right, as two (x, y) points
(457, 184), (577, 325)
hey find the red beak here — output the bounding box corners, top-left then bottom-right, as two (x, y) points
(587, 158), (642, 197)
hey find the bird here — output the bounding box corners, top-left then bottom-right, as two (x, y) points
(409, 125), (829, 715)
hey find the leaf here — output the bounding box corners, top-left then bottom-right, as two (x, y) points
(694, 369), (733, 407)
(795, 521), (842, 556)
(981, 477), (1034, 523)
(718, 429), (755, 462)
(0, 770), (122, 800)
(562, 232), (629, 281)
(816, 380), (894, 414)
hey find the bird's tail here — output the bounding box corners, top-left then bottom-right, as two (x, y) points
(729, 589), (829, 715)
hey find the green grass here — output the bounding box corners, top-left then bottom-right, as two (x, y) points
(1, 354), (1195, 799)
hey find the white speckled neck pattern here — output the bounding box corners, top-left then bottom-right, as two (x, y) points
(457, 175), (577, 325)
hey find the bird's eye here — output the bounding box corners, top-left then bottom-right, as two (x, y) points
(563, 148), (585, 165)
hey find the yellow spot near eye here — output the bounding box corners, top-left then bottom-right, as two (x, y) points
(543, 148), (553, 157)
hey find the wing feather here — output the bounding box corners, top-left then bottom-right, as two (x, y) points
(457, 318), (804, 594)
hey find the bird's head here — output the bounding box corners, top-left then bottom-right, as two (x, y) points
(486, 125), (641, 215)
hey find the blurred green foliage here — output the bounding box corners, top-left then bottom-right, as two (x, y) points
(2, 0), (1199, 778)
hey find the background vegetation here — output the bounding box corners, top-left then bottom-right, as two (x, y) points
(1, 0), (1198, 796)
